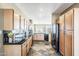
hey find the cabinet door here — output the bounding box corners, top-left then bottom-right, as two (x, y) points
(29, 37), (31, 48)
(27, 43), (30, 54)
(29, 36), (32, 48)
(0, 9), (4, 30)
(39, 34), (44, 40)
(33, 34), (38, 40)
(65, 9), (73, 30)
(59, 31), (65, 55)
(29, 41), (31, 50)
(65, 31), (72, 56)
(22, 45), (26, 56)
(37, 34), (44, 40)
(14, 14), (20, 30)
(22, 41), (26, 56)
(59, 15), (65, 30)
(4, 9), (14, 30)
(21, 17), (25, 30)
(4, 45), (21, 56)
(31, 36), (33, 46)
(26, 39), (30, 54)
(33, 35), (36, 40)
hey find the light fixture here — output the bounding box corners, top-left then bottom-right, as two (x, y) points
(39, 8), (43, 12)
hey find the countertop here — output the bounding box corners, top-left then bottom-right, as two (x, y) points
(3, 35), (32, 45)
(3, 39), (26, 45)
(34, 33), (49, 34)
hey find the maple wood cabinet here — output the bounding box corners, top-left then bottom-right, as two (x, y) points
(0, 9), (21, 30)
(59, 8), (79, 56)
(0, 9), (14, 30)
(26, 36), (33, 54)
(29, 36), (33, 48)
(4, 36), (33, 56)
(21, 41), (27, 56)
(65, 9), (73, 30)
(59, 31), (65, 55)
(4, 45), (21, 56)
(59, 9), (73, 56)
(59, 14), (65, 55)
(64, 9), (73, 56)
(14, 14), (20, 30)
(21, 17), (25, 30)
(0, 9), (25, 30)
(59, 15), (65, 31)
(65, 31), (72, 56)
(33, 34), (44, 41)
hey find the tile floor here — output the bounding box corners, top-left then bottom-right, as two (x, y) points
(28, 41), (61, 56)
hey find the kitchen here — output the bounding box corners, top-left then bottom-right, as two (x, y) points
(0, 3), (79, 56)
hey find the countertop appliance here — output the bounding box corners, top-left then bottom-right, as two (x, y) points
(3, 30), (11, 43)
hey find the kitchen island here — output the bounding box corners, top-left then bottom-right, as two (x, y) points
(3, 36), (33, 56)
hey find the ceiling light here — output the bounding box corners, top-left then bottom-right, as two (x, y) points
(40, 8), (43, 12)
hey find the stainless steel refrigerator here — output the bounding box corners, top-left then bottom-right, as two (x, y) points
(52, 24), (60, 52)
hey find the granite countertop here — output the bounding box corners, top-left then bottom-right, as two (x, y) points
(3, 39), (26, 45)
(3, 35), (32, 45)
(34, 33), (45, 34)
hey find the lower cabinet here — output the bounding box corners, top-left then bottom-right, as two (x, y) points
(4, 45), (21, 56)
(26, 43), (30, 54)
(21, 41), (27, 56)
(26, 36), (33, 55)
(65, 31), (72, 56)
(33, 34), (44, 41)
(59, 31), (72, 56)
(29, 36), (32, 48)
(4, 36), (33, 56)
(59, 31), (65, 55)
(22, 36), (33, 56)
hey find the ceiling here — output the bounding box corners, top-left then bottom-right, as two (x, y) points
(15, 3), (73, 24)
(15, 3), (62, 18)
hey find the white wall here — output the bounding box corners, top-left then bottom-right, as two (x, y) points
(15, 3), (63, 24)
(74, 8), (79, 56)
(0, 30), (3, 56)
(0, 3), (26, 18)
(33, 15), (52, 24)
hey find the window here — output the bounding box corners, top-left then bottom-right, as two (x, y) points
(34, 24), (52, 33)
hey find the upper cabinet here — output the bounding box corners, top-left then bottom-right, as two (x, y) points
(4, 9), (14, 30)
(0, 9), (14, 30)
(59, 15), (65, 31)
(21, 16), (25, 30)
(14, 14), (20, 30)
(0, 9), (4, 30)
(0, 9), (27, 31)
(65, 9), (73, 30)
